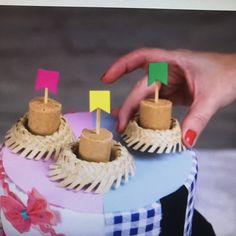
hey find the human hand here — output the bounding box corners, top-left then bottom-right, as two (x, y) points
(101, 48), (236, 147)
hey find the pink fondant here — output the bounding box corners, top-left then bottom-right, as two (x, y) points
(64, 112), (90, 138)
(2, 112), (103, 214)
(35, 69), (59, 94)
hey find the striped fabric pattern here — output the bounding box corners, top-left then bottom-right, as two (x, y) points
(183, 150), (198, 236)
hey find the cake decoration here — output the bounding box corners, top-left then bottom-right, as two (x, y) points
(30, 69), (61, 135)
(78, 90), (113, 162)
(122, 116), (185, 153)
(48, 91), (135, 193)
(28, 97), (62, 136)
(122, 62), (186, 153)
(48, 141), (134, 193)
(4, 115), (74, 161)
(0, 153), (63, 236)
(35, 69), (59, 96)
(4, 69), (75, 160)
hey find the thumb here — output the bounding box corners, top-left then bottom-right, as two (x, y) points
(182, 98), (217, 148)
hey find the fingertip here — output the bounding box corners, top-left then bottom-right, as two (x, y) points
(117, 121), (126, 133)
(100, 72), (107, 82)
(183, 129), (197, 148)
(181, 100), (215, 149)
(117, 113), (128, 133)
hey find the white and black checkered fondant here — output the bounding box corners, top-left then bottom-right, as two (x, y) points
(105, 202), (162, 236)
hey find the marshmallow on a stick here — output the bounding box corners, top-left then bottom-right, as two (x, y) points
(28, 97), (62, 135)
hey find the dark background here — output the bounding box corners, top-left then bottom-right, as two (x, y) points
(0, 7), (236, 147)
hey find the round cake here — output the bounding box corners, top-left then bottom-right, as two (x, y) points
(0, 112), (198, 236)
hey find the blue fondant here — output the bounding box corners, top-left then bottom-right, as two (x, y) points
(114, 231), (122, 236)
(146, 223), (154, 232)
(147, 209), (155, 218)
(92, 113), (193, 213)
(130, 228), (138, 235)
(191, 182), (194, 191)
(189, 196), (193, 205)
(131, 213), (139, 222)
(114, 215), (123, 224)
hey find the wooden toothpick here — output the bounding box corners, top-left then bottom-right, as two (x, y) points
(44, 88), (48, 104)
(96, 108), (101, 135)
(155, 81), (160, 103)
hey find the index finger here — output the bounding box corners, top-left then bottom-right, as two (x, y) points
(101, 48), (175, 84)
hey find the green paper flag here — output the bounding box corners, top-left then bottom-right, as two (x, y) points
(148, 62), (168, 86)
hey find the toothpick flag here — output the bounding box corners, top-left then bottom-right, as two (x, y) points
(35, 69), (60, 94)
(148, 62), (168, 103)
(89, 90), (111, 113)
(148, 62), (168, 86)
(89, 90), (111, 135)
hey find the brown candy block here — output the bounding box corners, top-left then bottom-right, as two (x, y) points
(28, 97), (62, 135)
(78, 128), (113, 163)
(139, 98), (172, 130)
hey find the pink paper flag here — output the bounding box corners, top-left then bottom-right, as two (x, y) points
(35, 69), (60, 94)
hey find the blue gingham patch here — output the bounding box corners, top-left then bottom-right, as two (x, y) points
(105, 202), (161, 236)
(183, 150), (198, 236)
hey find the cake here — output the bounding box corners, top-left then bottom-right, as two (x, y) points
(0, 112), (198, 236)
(0, 66), (198, 235)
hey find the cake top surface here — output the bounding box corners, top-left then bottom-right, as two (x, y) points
(1, 112), (195, 214)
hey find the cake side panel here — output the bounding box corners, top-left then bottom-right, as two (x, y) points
(103, 150), (198, 236)
(104, 202), (162, 236)
(2, 112), (104, 214)
(0, 179), (106, 236)
(160, 186), (188, 236)
(183, 150), (198, 236)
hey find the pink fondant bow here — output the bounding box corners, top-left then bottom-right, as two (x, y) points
(0, 149), (63, 236)
(0, 188), (62, 235)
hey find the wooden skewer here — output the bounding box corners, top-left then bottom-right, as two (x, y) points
(155, 81), (160, 103)
(44, 88), (48, 104)
(96, 108), (101, 135)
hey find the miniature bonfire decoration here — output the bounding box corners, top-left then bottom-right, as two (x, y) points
(48, 91), (135, 193)
(4, 69), (75, 161)
(122, 62), (186, 154)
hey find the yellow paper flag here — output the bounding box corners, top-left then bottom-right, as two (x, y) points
(89, 90), (111, 113)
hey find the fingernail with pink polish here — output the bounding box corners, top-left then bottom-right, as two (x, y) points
(184, 129), (197, 147)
